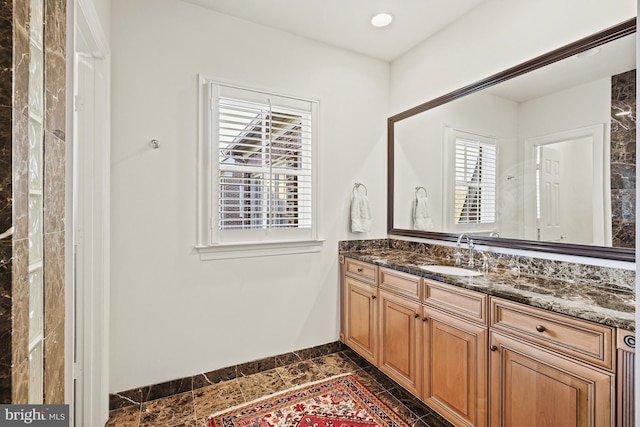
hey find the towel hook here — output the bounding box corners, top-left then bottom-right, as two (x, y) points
(415, 186), (427, 197)
(353, 182), (368, 196)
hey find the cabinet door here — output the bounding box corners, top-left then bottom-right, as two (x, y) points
(379, 290), (421, 396)
(423, 307), (488, 427)
(489, 331), (614, 427)
(345, 276), (378, 364)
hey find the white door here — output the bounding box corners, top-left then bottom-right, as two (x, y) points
(537, 145), (565, 242)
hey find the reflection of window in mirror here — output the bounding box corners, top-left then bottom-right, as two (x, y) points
(445, 128), (497, 233)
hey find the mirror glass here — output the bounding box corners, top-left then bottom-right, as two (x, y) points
(389, 21), (636, 261)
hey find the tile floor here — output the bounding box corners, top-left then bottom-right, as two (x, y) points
(106, 349), (454, 427)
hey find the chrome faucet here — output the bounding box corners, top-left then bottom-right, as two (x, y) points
(456, 234), (475, 268)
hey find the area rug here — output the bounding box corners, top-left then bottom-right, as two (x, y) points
(209, 374), (410, 427)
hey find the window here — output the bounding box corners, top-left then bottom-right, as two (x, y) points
(197, 78), (321, 259)
(445, 128), (497, 232)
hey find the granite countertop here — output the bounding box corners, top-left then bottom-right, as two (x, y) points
(341, 249), (636, 331)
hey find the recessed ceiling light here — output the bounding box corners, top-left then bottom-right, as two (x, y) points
(371, 13), (393, 28)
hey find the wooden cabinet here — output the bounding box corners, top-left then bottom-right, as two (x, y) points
(342, 257), (380, 364)
(344, 275), (378, 364)
(340, 257), (625, 427)
(489, 298), (615, 427)
(378, 289), (421, 396)
(489, 331), (614, 427)
(422, 279), (488, 427)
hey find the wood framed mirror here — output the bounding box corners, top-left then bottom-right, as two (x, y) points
(388, 18), (636, 261)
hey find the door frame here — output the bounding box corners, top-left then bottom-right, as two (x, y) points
(522, 124), (608, 245)
(68, 0), (111, 425)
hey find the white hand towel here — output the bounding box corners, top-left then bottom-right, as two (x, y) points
(413, 194), (433, 230)
(351, 194), (372, 233)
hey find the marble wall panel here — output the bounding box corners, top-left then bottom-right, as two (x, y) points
(5, 0), (67, 404)
(0, 0), (12, 406)
(10, 0), (32, 404)
(12, 1), (30, 121)
(10, 238), (28, 403)
(611, 69), (636, 248)
(12, 359), (28, 404)
(43, 231), (64, 334)
(338, 239), (390, 252)
(43, 321), (63, 403)
(41, 0), (66, 404)
(44, 0), (65, 140)
(0, 241), (11, 403)
(43, 130), (64, 233)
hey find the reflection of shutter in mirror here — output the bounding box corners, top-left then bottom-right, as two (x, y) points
(453, 133), (497, 226)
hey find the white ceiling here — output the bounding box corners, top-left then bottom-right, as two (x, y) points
(181, 0), (486, 62)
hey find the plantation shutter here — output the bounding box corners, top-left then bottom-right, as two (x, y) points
(454, 136), (497, 225)
(214, 84), (314, 233)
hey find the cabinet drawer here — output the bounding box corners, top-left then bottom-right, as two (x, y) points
(490, 298), (614, 370)
(345, 258), (377, 283)
(380, 268), (421, 300)
(424, 279), (487, 324)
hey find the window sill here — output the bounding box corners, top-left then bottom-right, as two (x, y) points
(195, 239), (325, 261)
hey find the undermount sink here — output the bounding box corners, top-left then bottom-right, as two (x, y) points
(419, 265), (483, 277)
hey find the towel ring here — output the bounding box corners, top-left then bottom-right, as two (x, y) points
(415, 186), (427, 197)
(353, 182), (368, 196)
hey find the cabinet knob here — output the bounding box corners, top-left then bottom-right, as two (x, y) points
(357, 268), (363, 272)
(414, 313), (419, 319)
(489, 344), (498, 352)
(371, 295), (377, 300)
(535, 324), (546, 333)
(422, 317), (428, 322)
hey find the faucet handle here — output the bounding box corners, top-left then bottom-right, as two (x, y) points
(480, 253), (490, 273)
(453, 251), (462, 266)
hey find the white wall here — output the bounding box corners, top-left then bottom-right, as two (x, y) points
(109, 0), (389, 392)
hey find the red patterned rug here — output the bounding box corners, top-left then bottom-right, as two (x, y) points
(209, 374), (411, 427)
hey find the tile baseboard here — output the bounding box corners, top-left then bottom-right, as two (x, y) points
(109, 341), (346, 410)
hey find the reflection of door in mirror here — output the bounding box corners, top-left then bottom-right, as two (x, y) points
(524, 126), (607, 246)
(536, 139), (598, 244)
(537, 145), (562, 242)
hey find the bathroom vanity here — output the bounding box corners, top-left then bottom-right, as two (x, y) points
(338, 248), (635, 427)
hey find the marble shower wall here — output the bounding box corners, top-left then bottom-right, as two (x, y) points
(0, 0), (15, 404)
(0, 0), (66, 404)
(42, 0), (66, 404)
(610, 69), (636, 248)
